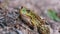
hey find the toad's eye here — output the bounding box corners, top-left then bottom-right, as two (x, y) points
(26, 10), (30, 13)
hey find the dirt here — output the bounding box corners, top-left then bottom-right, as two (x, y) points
(0, 0), (60, 34)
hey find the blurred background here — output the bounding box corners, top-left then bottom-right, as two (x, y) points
(0, 0), (60, 34)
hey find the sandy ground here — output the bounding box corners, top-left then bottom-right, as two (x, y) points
(0, 0), (60, 34)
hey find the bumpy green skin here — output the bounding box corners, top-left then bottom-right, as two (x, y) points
(20, 7), (50, 34)
(47, 9), (60, 22)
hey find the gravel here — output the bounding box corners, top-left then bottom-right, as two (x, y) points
(0, 0), (60, 34)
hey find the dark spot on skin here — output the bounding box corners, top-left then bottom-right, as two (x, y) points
(29, 25), (34, 30)
(26, 10), (30, 13)
(37, 27), (42, 34)
(26, 10), (30, 11)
